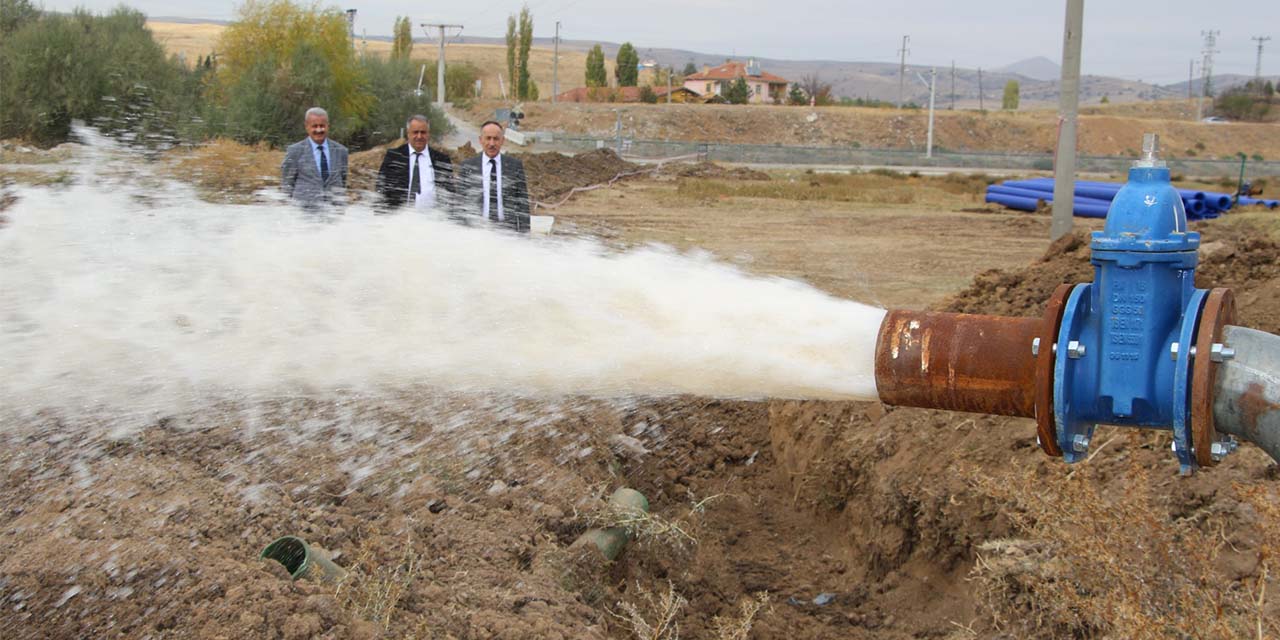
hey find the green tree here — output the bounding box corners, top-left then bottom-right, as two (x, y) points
(0, 6), (193, 145)
(615, 42), (638, 87)
(354, 55), (451, 148)
(585, 44), (607, 88)
(1214, 85), (1272, 121)
(392, 16), (412, 60)
(682, 61), (697, 76)
(788, 84), (806, 105)
(725, 77), (750, 104)
(1002, 80), (1020, 110)
(0, 0), (40, 35)
(639, 85), (657, 103)
(210, 0), (372, 146)
(516, 6), (533, 100)
(504, 15), (516, 95)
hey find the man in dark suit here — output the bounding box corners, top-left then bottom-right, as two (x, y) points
(375, 114), (456, 211)
(457, 121), (531, 232)
(280, 107), (348, 208)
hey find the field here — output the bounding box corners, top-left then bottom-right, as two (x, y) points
(3, 137), (1280, 639)
(146, 21), (607, 102)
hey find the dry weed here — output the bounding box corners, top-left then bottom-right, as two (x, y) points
(165, 138), (281, 203)
(584, 494), (725, 554)
(966, 464), (1272, 639)
(1236, 483), (1280, 639)
(611, 580), (687, 640)
(711, 591), (771, 640)
(332, 540), (422, 631)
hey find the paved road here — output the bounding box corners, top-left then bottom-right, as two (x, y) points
(440, 107), (479, 149)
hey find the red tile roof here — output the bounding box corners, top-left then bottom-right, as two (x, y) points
(685, 61), (788, 84)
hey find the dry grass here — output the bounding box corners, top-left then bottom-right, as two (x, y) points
(611, 581), (771, 640)
(332, 541), (422, 631)
(612, 581), (687, 640)
(671, 171), (990, 207)
(165, 138), (282, 203)
(147, 21), (604, 101)
(0, 168), (75, 187)
(966, 463), (1276, 639)
(711, 591), (771, 640)
(583, 494), (725, 554)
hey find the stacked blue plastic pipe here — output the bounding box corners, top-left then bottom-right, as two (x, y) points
(984, 177), (1277, 219)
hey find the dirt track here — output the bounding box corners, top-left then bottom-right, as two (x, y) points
(2, 161), (1278, 638)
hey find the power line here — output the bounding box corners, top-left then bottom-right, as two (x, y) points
(1253, 35), (1271, 82)
(1196, 29), (1219, 121)
(421, 23), (465, 105)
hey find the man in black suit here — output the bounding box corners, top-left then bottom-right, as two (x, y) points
(375, 114), (455, 211)
(457, 121), (531, 232)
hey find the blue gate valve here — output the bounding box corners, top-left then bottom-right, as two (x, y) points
(1053, 133), (1233, 473)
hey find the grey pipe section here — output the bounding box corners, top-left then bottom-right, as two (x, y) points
(1213, 325), (1280, 464)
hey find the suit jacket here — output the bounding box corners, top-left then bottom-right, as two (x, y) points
(457, 154), (531, 233)
(281, 138), (349, 207)
(374, 144), (456, 211)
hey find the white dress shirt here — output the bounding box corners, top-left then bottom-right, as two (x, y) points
(481, 153), (504, 221)
(408, 148), (436, 209)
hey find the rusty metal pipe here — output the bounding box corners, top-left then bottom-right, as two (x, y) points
(875, 310), (1039, 418)
(1213, 325), (1280, 464)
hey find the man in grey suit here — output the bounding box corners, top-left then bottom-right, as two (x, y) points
(457, 121), (530, 232)
(281, 107), (349, 208)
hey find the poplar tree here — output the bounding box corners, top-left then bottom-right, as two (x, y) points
(585, 45), (607, 88)
(392, 16), (412, 60)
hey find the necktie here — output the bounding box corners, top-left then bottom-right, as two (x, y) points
(488, 158), (499, 221)
(410, 152), (422, 195)
(318, 145), (330, 182)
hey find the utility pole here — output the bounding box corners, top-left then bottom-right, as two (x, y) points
(977, 67), (984, 111)
(913, 69), (937, 157)
(1188, 59), (1196, 100)
(1196, 29), (1219, 121)
(1253, 36), (1271, 83)
(667, 66), (673, 104)
(927, 68), (936, 156)
(1050, 0), (1083, 242)
(898, 35), (910, 108)
(552, 21), (561, 103)
(344, 9), (357, 49)
(422, 23), (464, 105)
(950, 61), (956, 110)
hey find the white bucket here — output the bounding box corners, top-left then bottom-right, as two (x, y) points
(530, 215), (554, 235)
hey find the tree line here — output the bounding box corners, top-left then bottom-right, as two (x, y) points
(0, 0), (472, 149)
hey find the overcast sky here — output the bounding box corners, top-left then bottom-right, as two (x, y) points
(37, 0), (1280, 84)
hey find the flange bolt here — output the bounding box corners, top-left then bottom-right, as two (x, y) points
(1066, 341), (1086, 359)
(1209, 343), (1235, 363)
(1072, 433), (1091, 453)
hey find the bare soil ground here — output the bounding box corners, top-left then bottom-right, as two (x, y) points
(2, 148), (1279, 639)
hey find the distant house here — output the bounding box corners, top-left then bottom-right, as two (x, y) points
(554, 86), (703, 104)
(683, 59), (789, 104)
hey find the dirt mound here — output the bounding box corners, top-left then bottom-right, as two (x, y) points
(516, 148), (639, 203)
(937, 218), (1280, 333)
(661, 162), (770, 181)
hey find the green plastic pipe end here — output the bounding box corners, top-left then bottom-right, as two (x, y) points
(260, 536), (347, 582)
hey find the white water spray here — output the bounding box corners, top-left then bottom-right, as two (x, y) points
(0, 140), (885, 431)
